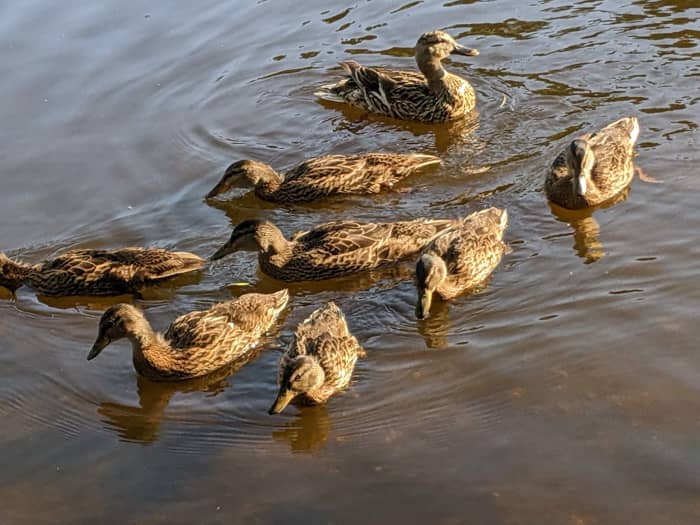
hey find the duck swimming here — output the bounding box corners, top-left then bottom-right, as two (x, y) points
(545, 117), (640, 209)
(206, 153), (441, 203)
(269, 302), (365, 414)
(415, 207), (508, 319)
(211, 217), (467, 282)
(0, 247), (204, 297)
(315, 30), (479, 123)
(87, 289), (289, 381)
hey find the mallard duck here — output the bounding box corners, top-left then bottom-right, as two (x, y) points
(415, 207), (508, 319)
(315, 30), (479, 123)
(87, 289), (289, 381)
(205, 153), (441, 203)
(269, 302), (365, 414)
(0, 248), (204, 297)
(211, 216), (466, 282)
(545, 117), (640, 209)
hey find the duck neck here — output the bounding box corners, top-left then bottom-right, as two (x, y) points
(122, 311), (172, 371)
(416, 51), (447, 92)
(252, 169), (284, 200)
(256, 223), (294, 262)
(0, 256), (33, 291)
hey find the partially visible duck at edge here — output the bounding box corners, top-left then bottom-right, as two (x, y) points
(0, 247), (204, 297)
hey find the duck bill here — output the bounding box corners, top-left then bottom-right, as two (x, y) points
(210, 241), (234, 261)
(415, 289), (434, 320)
(452, 44), (479, 57)
(87, 336), (110, 360)
(268, 388), (296, 415)
(205, 179), (229, 199)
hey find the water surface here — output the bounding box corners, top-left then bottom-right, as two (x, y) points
(1, 0), (699, 523)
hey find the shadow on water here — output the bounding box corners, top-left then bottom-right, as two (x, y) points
(548, 185), (632, 264)
(271, 404), (332, 453)
(97, 348), (266, 445)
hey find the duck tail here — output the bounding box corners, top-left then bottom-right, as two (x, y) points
(314, 61), (362, 103)
(408, 154), (442, 171)
(0, 253), (31, 291)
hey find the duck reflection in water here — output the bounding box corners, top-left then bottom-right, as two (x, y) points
(416, 298), (451, 349)
(271, 404), (332, 453)
(548, 186), (631, 264)
(319, 97), (481, 154)
(97, 350), (263, 444)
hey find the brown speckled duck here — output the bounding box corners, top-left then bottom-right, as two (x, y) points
(206, 153), (441, 203)
(87, 289), (289, 381)
(269, 302), (365, 414)
(415, 207), (508, 319)
(545, 117), (640, 209)
(211, 217), (466, 282)
(315, 30), (479, 123)
(0, 248), (204, 297)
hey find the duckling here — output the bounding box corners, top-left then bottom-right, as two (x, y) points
(415, 207), (508, 319)
(0, 248), (204, 297)
(545, 117), (640, 209)
(87, 289), (289, 381)
(211, 217), (466, 282)
(315, 30), (479, 123)
(269, 302), (365, 414)
(206, 153), (441, 203)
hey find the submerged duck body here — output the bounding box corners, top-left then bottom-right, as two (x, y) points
(206, 153), (441, 203)
(315, 31), (479, 123)
(211, 217), (467, 282)
(87, 290), (289, 381)
(269, 302), (365, 414)
(545, 117), (640, 210)
(0, 248), (204, 297)
(415, 207), (509, 319)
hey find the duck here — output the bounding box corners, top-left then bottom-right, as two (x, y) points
(211, 216), (466, 282)
(87, 289), (289, 381)
(415, 207), (508, 319)
(205, 153), (441, 203)
(545, 117), (640, 209)
(0, 247), (204, 297)
(269, 302), (365, 414)
(315, 30), (479, 123)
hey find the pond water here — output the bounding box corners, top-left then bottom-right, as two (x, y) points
(1, 0), (698, 523)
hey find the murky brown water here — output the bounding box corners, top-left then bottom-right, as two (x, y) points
(1, 0), (699, 523)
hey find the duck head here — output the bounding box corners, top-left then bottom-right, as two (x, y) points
(416, 31), (479, 61)
(206, 160), (280, 199)
(88, 304), (145, 360)
(269, 355), (326, 414)
(415, 253), (448, 320)
(567, 139), (596, 198)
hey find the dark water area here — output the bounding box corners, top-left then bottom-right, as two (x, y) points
(1, 0), (699, 523)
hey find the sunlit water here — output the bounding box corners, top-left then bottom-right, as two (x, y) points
(1, 1), (698, 523)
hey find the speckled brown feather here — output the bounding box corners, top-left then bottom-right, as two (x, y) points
(422, 208), (508, 300)
(278, 302), (364, 404)
(316, 30), (478, 124)
(260, 153), (440, 203)
(0, 248), (204, 296)
(95, 290), (288, 381)
(328, 61), (475, 123)
(546, 117), (639, 209)
(251, 217), (465, 282)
